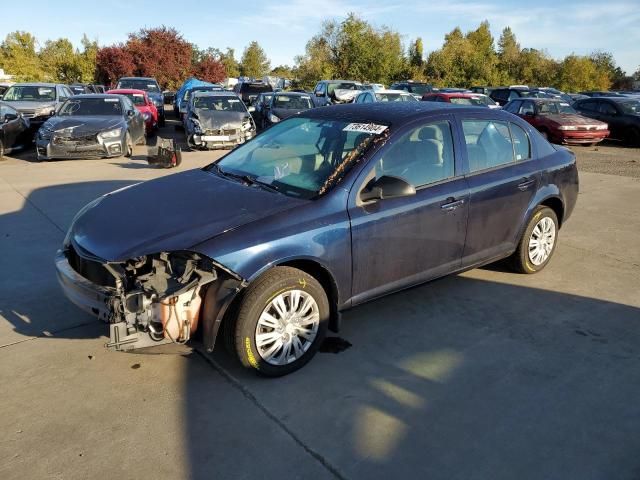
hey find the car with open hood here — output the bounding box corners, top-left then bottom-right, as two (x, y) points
(261, 92), (314, 129)
(56, 102), (578, 377)
(1, 83), (73, 129)
(115, 77), (165, 127)
(107, 88), (158, 134)
(184, 91), (255, 150)
(1, 101), (31, 158)
(35, 94), (146, 161)
(504, 98), (609, 145)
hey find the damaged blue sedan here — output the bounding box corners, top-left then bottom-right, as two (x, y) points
(56, 103), (578, 377)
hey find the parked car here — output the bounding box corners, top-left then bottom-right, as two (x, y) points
(422, 92), (498, 108)
(489, 87), (550, 106)
(437, 88), (471, 93)
(233, 81), (273, 107)
(251, 92), (275, 128)
(261, 92), (314, 129)
(567, 93), (590, 103)
(312, 80), (363, 106)
(504, 98), (609, 145)
(1, 82), (73, 129)
(184, 91), (255, 150)
(573, 97), (640, 145)
(0, 101), (31, 158)
(106, 89), (158, 134)
(578, 91), (628, 98)
(178, 85), (224, 121)
(55, 102), (577, 376)
(362, 83), (385, 91)
(470, 86), (495, 95)
(388, 81), (436, 99)
(35, 94), (146, 161)
(115, 77), (165, 127)
(354, 89), (418, 104)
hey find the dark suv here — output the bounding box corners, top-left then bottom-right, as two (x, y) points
(233, 81), (273, 107)
(490, 88), (548, 106)
(116, 77), (165, 127)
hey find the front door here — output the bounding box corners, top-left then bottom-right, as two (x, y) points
(348, 116), (469, 305)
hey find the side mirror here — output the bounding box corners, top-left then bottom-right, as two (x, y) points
(360, 175), (416, 203)
(4, 113), (18, 123)
(315, 91), (323, 97)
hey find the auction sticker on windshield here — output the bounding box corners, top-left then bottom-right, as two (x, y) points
(343, 123), (388, 134)
(104, 98), (119, 102)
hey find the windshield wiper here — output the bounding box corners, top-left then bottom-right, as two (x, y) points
(209, 164), (281, 193)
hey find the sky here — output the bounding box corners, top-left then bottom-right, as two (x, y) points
(1, 0), (638, 75)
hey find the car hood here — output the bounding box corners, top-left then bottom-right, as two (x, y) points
(44, 116), (123, 134)
(543, 113), (606, 126)
(195, 110), (248, 130)
(69, 168), (305, 262)
(272, 108), (306, 120)
(6, 100), (56, 112)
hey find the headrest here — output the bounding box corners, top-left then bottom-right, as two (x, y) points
(418, 125), (443, 142)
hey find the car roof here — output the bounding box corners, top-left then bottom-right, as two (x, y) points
(272, 91), (312, 97)
(70, 94), (124, 100)
(430, 92), (478, 98)
(300, 102), (510, 126)
(106, 89), (147, 95)
(193, 91), (237, 97)
(9, 82), (61, 87)
(118, 77), (157, 81)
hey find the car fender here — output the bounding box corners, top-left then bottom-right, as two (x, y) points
(515, 184), (564, 244)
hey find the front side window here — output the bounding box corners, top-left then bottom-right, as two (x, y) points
(213, 117), (382, 198)
(373, 120), (455, 187)
(598, 102), (617, 115)
(58, 97), (123, 116)
(463, 120), (515, 172)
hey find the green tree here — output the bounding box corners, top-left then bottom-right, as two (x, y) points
(0, 31), (44, 81)
(221, 48), (240, 78)
(271, 65), (294, 78)
(556, 55), (609, 91)
(408, 38), (424, 68)
(78, 35), (98, 83)
(240, 41), (270, 78)
(39, 38), (81, 82)
(497, 27), (520, 84)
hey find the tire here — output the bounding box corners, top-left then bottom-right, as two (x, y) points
(124, 132), (133, 157)
(226, 266), (329, 377)
(626, 127), (640, 147)
(509, 206), (559, 274)
(159, 113), (166, 128)
(0, 138), (4, 160)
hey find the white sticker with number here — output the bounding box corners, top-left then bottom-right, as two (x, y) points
(343, 123), (388, 134)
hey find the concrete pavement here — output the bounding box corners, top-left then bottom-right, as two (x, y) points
(1, 142), (639, 479)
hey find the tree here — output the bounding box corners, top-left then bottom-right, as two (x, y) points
(96, 45), (135, 86)
(39, 38), (81, 82)
(192, 55), (226, 83)
(240, 41), (270, 78)
(409, 38), (424, 68)
(589, 51), (624, 88)
(497, 27), (520, 84)
(220, 48), (240, 78)
(126, 26), (193, 89)
(271, 65), (294, 78)
(556, 55), (609, 92)
(0, 31), (43, 81)
(78, 35), (98, 83)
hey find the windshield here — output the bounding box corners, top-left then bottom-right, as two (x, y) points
(408, 84), (432, 95)
(375, 93), (416, 102)
(193, 96), (246, 112)
(123, 93), (146, 106)
(539, 102), (576, 114)
(450, 97), (485, 106)
(272, 95), (313, 109)
(58, 97), (123, 116)
(618, 100), (640, 114)
(3, 85), (56, 101)
(327, 83), (361, 95)
(242, 84), (272, 95)
(211, 117), (383, 198)
(471, 95), (496, 106)
(116, 79), (160, 93)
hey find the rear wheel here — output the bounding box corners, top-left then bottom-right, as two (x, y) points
(509, 206), (558, 274)
(626, 127), (640, 147)
(226, 267), (329, 377)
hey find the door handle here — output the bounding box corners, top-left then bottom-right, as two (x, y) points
(441, 198), (465, 211)
(517, 178), (535, 191)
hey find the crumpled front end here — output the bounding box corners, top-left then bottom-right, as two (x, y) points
(55, 241), (244, 351)
(36, 126), (125, 160)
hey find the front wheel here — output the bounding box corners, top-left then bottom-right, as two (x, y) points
(226, 267), (329, 377)
(124, 132), (133, 157)
(509, 206), (559, 274)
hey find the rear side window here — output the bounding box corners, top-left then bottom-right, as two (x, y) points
(462, 119), (530, 172)
(374, 120), (455, 187)
(518, 101), (535, 115)
(504, 100), (521, 113)
(578, 100), (598, 112)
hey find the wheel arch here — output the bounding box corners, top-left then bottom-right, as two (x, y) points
(539, 195), (565, 227)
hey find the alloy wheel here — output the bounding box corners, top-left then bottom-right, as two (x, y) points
(528, 216), (556, 266)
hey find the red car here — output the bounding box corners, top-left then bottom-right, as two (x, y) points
(504, 98), (609, 145)
(106, 89), (158, 134)
(422, 92), (499, 108)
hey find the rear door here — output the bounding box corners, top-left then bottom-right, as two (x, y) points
(458, 114), (540, 265)
(348, 115), (470, 304)
(0, 104), (21, 149)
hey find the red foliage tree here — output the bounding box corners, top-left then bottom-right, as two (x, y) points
(95, 45), (134, 87)
(193, 56), (227, 83)
(125, 26), (192, 89)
